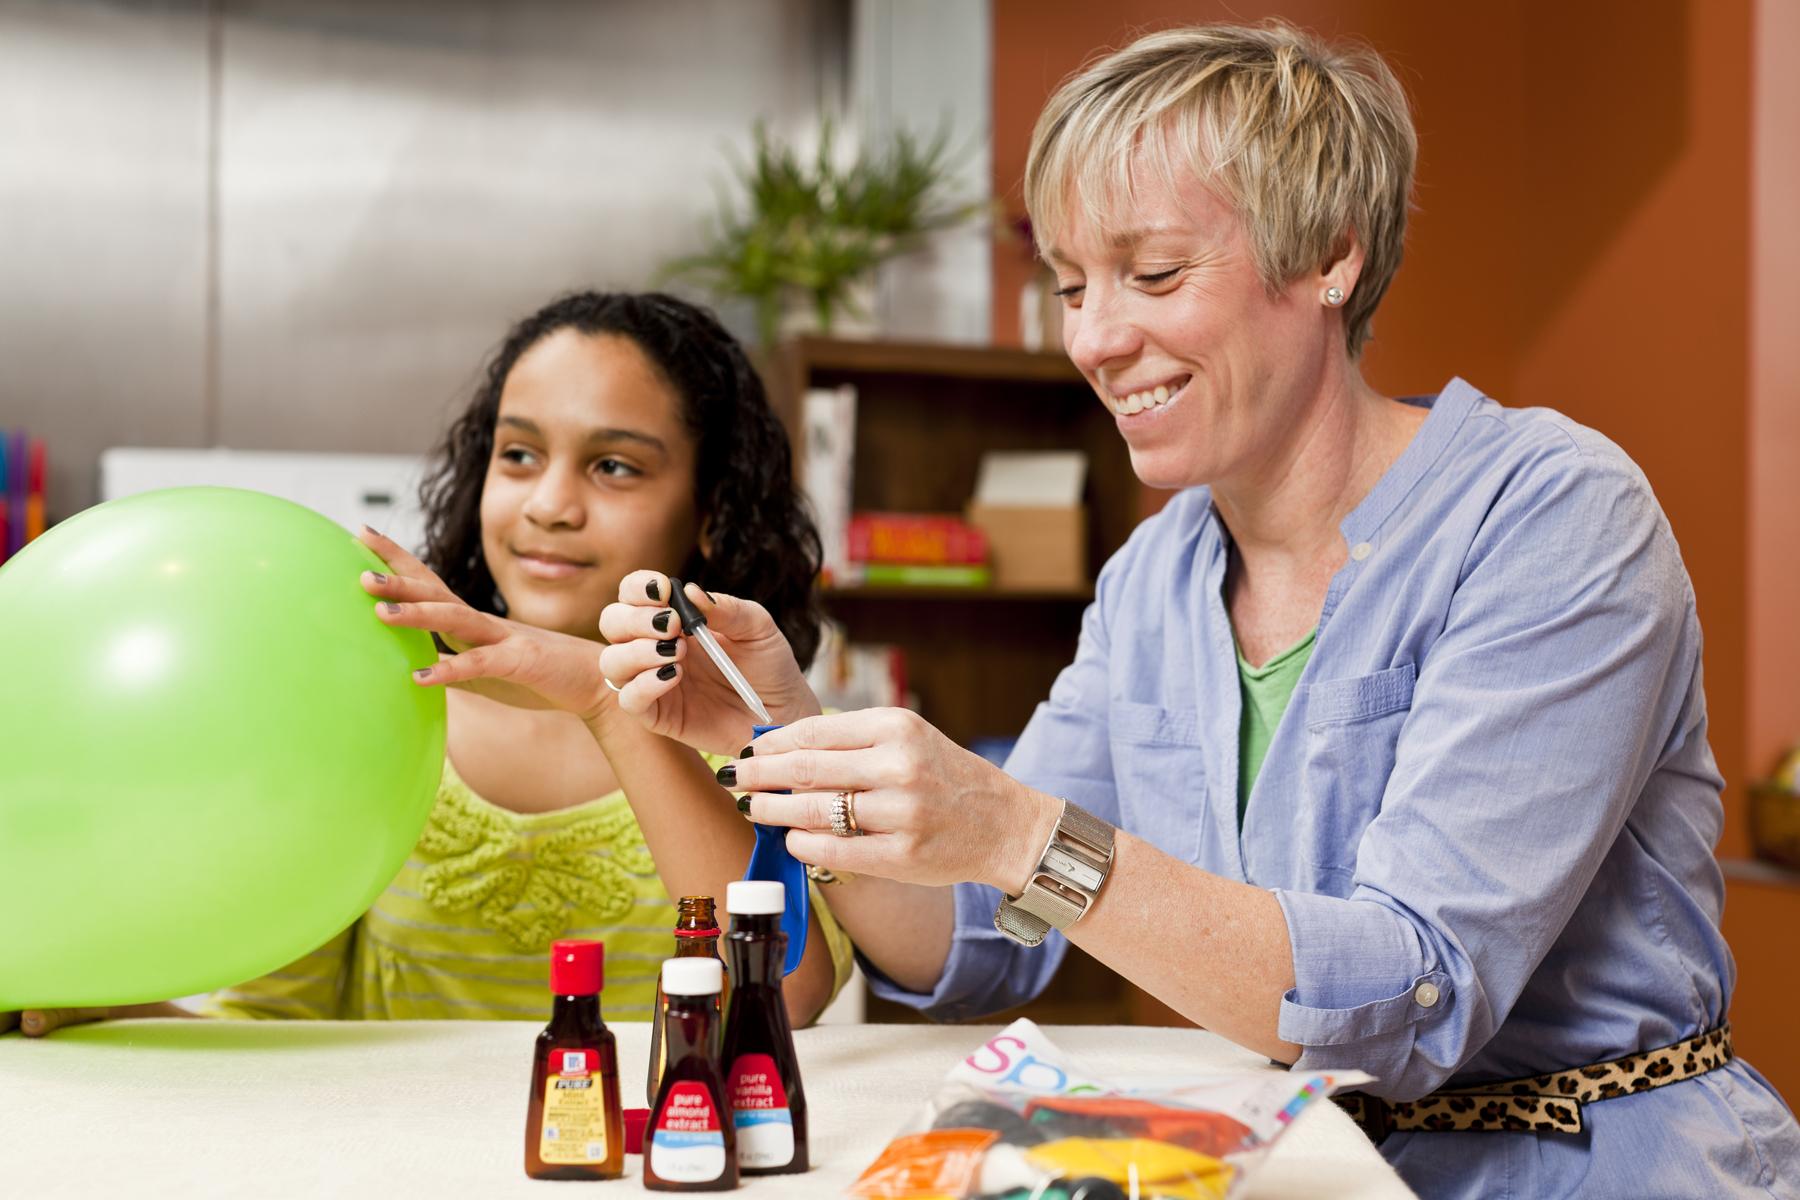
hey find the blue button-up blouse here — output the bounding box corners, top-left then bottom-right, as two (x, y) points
(867, 379), (1799, 1197)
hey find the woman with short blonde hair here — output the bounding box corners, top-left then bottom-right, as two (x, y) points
(387, 22), (1800, 1199)
(1025, 23), (1414, 359)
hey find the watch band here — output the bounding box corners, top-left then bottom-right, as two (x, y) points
(993, 800), (1116, 947)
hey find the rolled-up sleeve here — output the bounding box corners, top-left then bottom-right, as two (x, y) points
(864, 547), (1126, 1018)
(1275, 456), (1704, 1098)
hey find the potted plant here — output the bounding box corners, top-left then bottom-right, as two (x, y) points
(661, 118), (985, 346)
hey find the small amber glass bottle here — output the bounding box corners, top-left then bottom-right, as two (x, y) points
(524, 939), (624, 1180)
(720, 880), (808, 1175)
(648, 895), (724, 1104)
(645, 958), (737, 1191)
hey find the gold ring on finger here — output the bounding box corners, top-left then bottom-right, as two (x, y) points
(829, 791), (861, 838)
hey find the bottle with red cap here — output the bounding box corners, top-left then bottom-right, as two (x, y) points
(644, 957), (737, 1191)
(720, 880), (808, 1175)
(524, 939), (624, 1180)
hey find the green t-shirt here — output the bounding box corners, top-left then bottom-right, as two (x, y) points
(200, 757), (853, 1022)
(1236, 629), (1318, 828)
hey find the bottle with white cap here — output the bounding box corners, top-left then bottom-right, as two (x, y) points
(719, 880), (808, 1175)
(645, 957), (736, 1192)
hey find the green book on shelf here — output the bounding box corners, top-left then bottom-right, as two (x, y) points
(857, 563), (993, 588)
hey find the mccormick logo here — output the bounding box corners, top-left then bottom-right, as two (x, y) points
(559, 1050), (592, 1077)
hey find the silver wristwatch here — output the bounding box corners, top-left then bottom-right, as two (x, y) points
(993, 800), (1116, 947)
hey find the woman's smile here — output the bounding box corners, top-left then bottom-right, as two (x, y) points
(1101, 372), (1192, 422)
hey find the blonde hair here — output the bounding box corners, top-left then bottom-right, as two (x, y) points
(1025, 22), (1416, 356)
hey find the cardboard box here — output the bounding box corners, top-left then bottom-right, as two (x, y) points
(966, 502), (1087, 591)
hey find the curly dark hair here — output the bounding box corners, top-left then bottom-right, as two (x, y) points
(419, 291), (824, 669)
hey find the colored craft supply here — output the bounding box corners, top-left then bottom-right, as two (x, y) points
(624, 1107), (650, 1156)
(648, 895), (725, 1105)
(24, 438), (45, 543)
(7, 429), (24, 558)
(524, 940), (624, 1180)
(743, 722), (808, 977)
(0, 433), (11, 563)
(720, 881), (809, 1175)
(645, 958), (737, 1191)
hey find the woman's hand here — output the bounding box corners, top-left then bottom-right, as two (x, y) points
(358, 528), (611, 724)
(597, 573), (821, 757)
(2, 1003), (195, 1037)
(719, 709), (1061, 892)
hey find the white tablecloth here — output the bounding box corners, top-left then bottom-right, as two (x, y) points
(0, 1020), (1414, 1198)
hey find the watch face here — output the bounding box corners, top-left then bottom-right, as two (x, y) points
(1043, 845), (1105, 891)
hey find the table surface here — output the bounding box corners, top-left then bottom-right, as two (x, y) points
(0, 1020), (1415, 1198)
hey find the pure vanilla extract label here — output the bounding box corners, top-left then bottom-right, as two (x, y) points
(651, 1081), (728, 1182)
(728, 1052), (795, 1167)
(540, 1048), (609, 1164)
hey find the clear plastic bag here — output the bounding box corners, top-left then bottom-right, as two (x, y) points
(847, 1019), (1370, 1200)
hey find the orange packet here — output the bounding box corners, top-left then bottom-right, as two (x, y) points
(846, 1127), (1000, 1199)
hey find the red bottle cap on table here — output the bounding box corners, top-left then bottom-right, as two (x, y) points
(623, 1108), (649, 1156)
(549, 939), (603, 995)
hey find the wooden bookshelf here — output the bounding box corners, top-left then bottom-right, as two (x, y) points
(823, 584), (1095, 602)
(765, 336), (1137, 749)
(766, 335), (1178, 1027)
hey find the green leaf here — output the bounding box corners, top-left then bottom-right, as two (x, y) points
(656, 114), (988, 344)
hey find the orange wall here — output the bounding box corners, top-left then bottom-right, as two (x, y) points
(1750, 0), (1800, 789)
(992, 0), (1800, 1097)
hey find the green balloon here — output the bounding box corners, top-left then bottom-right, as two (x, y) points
(0, 487), (446, 1009)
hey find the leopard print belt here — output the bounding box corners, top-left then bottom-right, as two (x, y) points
(1337, 1024), (1732, 1140)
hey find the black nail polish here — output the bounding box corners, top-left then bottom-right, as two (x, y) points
(652, 609), (672, 633)
(715, 764), (736, 787)
(657, 663), (677, 682)
(735, 796), (751, 814)
(656, 639), (677, 657)
(646, 579), (661, 601)
(368, 571), (388, 584)
(413, 667), (433, 680)
(700, 586), (716, 602)
(380, 601), (402, 615)
(739, 744), (754, 759)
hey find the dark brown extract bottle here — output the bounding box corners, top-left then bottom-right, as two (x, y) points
(720, 880), (808, 1175)
(645, 958), (737, 1191)
(523, 939), (624, 1180)
(648, 895), (724, 1104)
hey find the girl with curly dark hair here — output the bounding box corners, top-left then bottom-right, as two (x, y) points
(418, 291), (824, 669)
(183, 292), (850, 1032)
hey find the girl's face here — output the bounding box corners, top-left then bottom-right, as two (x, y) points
(479, 329), (700, 640)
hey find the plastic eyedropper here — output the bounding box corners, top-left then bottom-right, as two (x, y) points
(666, 578), (772, 726)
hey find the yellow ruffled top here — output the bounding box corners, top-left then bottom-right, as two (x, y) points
(202, 757), (852, 1021)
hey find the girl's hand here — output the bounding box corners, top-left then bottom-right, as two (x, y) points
(2, 1003), (194, 1037)
(718, 709), (1061, 892)
(359, 528), (610, 723)
(597, 574), (821, 756)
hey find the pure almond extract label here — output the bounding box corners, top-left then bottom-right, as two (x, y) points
(651, 1081), (728, 1183)
(728, 1052), (795, 1167)
(539, 1048), (609, 1164)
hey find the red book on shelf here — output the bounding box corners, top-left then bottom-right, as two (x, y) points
(847, 512), (989, 566)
